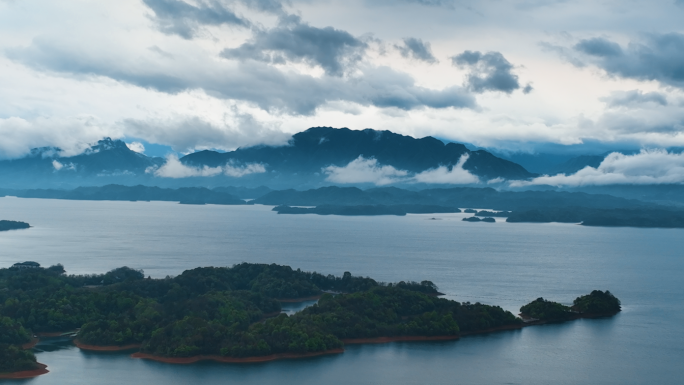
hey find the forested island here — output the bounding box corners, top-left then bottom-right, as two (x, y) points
(507, 207), (684, 228)
(519, 291), (621, 321)
(0, 262), (620, 372)
(0, 220), (30, 232)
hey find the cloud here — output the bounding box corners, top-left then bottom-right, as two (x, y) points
(323, 154), (480, 185)
(52, 160), (75, 171)
(573, 33), (684, 88)
(223, 161), (266, 177)
(593, 90), (684, 135)
(8, 37), (475, 115)
(124, 111), (291, 153)
(396, 38), (438, 64)
(451, 50), (522, 93)
(512, 150), (684, 187)
(601, 90), (668, 108)
(126, 141), (146, 153)
(142, 0), (249, 39)
(413, 154), (480, 184)
(221, 15), (367, 76)
(0, 116), (117, 160)
(323, 156), (409, 185)
(152, 154), (266, 178)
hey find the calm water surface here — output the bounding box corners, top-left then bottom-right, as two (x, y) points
(0, 197), (682, 384)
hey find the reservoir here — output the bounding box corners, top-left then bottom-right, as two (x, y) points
(0, 197), (682, 384)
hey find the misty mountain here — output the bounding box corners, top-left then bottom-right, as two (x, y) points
(0, 138), (164, 188)
(181, 127), (535, 180)
(549, 155), (605, 175)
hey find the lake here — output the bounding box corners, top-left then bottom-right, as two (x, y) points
(1, 197), (683, 384)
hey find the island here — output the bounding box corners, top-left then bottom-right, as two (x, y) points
(0, 220), (30, 232)
(520, 291), (621, 321)
(462, 217), (495, 223)
(0, 262), (620, 370)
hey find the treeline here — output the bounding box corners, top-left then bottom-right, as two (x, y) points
(0, 263), (617, 362)
(0, 263), (448, 359)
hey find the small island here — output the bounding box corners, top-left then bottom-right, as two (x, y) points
(462, 217), (496, 223)
(0, 262), (620, 371)
(520, 291), (621, 322)
(0, 220), (30, 232)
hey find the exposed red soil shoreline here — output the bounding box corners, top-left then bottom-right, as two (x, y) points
(130, 348), (344, 364)
(71, 311), (620, 366)
(21, 337), (40, 350)
(277, 295), (322, 303)
(0, 364), (49, 379)
(73, 339), (142, 352)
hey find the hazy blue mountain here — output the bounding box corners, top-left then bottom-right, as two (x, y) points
(0, 138), (164, 188)
(550, 155), (605, 175)
(181, 127), (535, 180)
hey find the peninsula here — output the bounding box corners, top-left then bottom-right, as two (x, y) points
(0, 220), (30, 232)
(0, 262), (620, 372)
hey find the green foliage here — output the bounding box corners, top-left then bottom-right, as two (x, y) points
(520, 298), (572, 320)
(573, 290), (621, 314)
(0, 262), (574, 361)
(0, 316), (31, 345)
(0, 344), (38, 373)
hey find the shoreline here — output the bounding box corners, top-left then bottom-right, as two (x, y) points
(0, 364), (49, 379)
(130, 348), (344, 364)
(73, 339), (142, 352)
(72, 311), (620, 366)
(22, 337), (40, 350)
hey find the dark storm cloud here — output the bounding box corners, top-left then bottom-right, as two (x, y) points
(602, 90), (668, 108)
(220, 16), (367, 76)
(6, 37), (475, 114)
(573, 33), (684, 88)
(142, 0), (249, 39)
(451, 50), (522, 93)
(396, 38), (438, 64)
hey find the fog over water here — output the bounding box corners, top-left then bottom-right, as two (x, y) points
(1, 197), (683, 384)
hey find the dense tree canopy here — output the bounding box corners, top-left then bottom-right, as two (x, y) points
(0, 263), (618, 365)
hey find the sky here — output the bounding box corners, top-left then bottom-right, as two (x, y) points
(1, 0), (684, 161)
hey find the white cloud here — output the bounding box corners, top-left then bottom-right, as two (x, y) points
(125, 141), (145, 153)
(323, 156), (409, 185)
(152, 154), (266, 178)
(52, 160), (75, 171)
(323, 154), (480, 185)
(224, 161), (266, 177)
(0, 116), (117, 160)
(413, 154), (480, 184)
(512, 150), (684, 187)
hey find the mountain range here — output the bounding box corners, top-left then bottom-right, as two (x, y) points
(0, 127), (536, 189)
